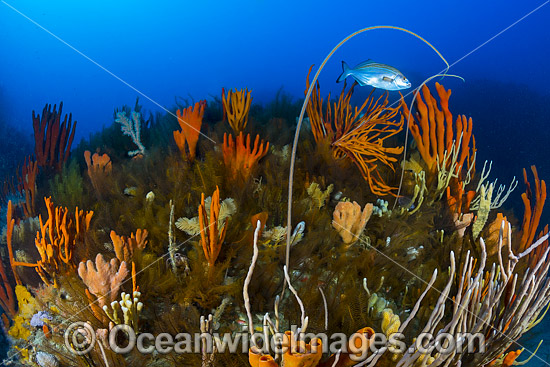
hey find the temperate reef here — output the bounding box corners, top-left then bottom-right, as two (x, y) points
(0, 75), (548, 367)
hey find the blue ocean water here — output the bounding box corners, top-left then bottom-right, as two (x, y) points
(0, 0), (549, 365)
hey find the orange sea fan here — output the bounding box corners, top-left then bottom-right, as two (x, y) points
(222, 132), (269, 180)
(174, 100), (206, 162)
(305, 66), (404, 196)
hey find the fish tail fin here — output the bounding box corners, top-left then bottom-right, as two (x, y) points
(336, 61), (351, 83)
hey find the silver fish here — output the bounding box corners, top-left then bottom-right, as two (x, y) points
(337, 60), (411, 91)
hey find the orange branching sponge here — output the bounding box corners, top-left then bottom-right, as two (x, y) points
(198, 186), (227, 267)
(84, 150), (112, 196)
(132, 261), (139, 294)
(446, 181), (476, 214)
(222, 88), (252, 134)
(0, 201), (17, 317)
(403, 82), (476, 179)
(34, 197), (93, 286)
(78, 253), (128, 309)
(518, 165), (546, 252)
(174, 100), (206, 162)
(222, 132), (269, 180)
(485, 213), (510, 256)
(17, 156), (38, 218)
(110, 229), (148, 264)
(306, 66), (404, 196)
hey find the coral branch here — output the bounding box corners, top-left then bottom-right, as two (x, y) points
(84, 150), (112, 197)
(222, 88), (252, 134)
(403, 82), (476, 179)
(115, 110), (145, 156)
(306, 66), (404, 196)
(222, 132), (269, 180)
(110, 229), (148, 264)
(518, 165), (546, 252)
(32, 102), (76, 172)
(198, 186), (227, 267)
(34, 197), (93, 286)
(446, 181), (475, 214)
(174, 100), (206, 162)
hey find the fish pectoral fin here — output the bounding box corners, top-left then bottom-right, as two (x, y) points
(382, 76), (394, 82)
